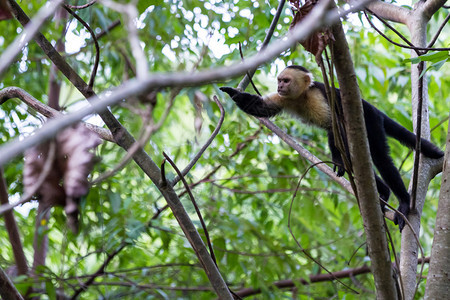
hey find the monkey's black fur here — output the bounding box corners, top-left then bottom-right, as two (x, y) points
(221, 66), (443, 231)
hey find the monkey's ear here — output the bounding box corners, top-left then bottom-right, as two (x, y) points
(304, 75), (311, 86)
(220, 87), (240, 98)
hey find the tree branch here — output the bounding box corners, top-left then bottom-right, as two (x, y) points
(0, 87), (114, 142)
(421, 0), (448, 19)
(0, 169), (28, 275)
(362, 0), (410, 24)
(329, 1), (398, 298)
(70, 243), (127, 300)
(0, 0), (64, 76)
(235, 265), (371, 298)
(0, 266), (24, 300)
(424, 123), (450, 299)
(172, 96), (225, 185)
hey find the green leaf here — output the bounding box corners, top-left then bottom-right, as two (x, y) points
(45, 280), (57, 300)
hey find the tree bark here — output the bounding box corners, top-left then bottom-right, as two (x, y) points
(329, 9), (399, 300)
(401, 1), (445, 298)
(424, 116), (450, 299)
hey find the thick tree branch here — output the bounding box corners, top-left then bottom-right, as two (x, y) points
(362, 0), (410, 24)
(424, 122), (450, 299)
(329, 2), (398, 298)
(421, 0), (448, 19)
(260, 119), (353, 194)
(400, 2), (445, 298)
(0, 266), (24, 300)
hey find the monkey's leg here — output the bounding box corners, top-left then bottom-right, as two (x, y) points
(367, 124), (410, 231)
(375, 174), (390, 210)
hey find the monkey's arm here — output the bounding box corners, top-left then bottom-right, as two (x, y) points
(220, 87), (282, 118)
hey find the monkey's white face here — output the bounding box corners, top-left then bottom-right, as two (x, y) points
(277, 73), (292, 96)
(277, 68), (311, 99)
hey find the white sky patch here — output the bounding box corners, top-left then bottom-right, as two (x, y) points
(162, 44), (176, 61)
(239, 8), (252, 19)
(11, 194), (38, 217)
(268, 134), (280, 145)
(65, 21), (91, 54)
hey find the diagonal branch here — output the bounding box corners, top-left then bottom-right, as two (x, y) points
(70, 243), (127, 300)
(172, 96), (225, 185)
(0, 266), (24, 300)
(0, 0), (64, 77)
(0, 87), (114, 142)
(0, 169), (29, 275)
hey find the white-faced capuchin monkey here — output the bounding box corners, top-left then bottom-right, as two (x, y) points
(220, 65), (444, 231)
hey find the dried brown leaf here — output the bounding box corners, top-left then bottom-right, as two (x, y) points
(23, 123), (101, 232)
(24, 144), (66, 206)
(289, 0), (334, 59)
(57, 124), (101, 199)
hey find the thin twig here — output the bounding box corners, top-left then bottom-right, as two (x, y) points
(238, 42), (262, 96)
(364, 10), (450, 54)
(160, 159), (167, 187)
(427, 12), (450, 49)
(383, 220), (405, 300)
(410, 61), (425, 210)
(163, 152), (218, 265)
(70, 243), (127, 299)
(238, 0), (286, 90)
(380, 198), (426, 298)
(172, 96), (225, 185)
(90, 91), (175, 185)
(63, 5), (100, 89)
(90, 121), (154, 185)
(101, 0), (148, 78)
(65, 0), (97, 10)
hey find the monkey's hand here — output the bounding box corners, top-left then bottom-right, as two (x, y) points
(220, 87), (251, 108)
(220, 87), (241, 98)
(220, 86), (282, 118)
(394, 203), (409, 232)
(333, 165), (346, 177)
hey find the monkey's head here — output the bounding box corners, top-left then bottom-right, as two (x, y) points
(277, 65), (313, 100)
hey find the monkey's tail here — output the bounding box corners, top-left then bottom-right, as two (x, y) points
(383, 114), (444, 159)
